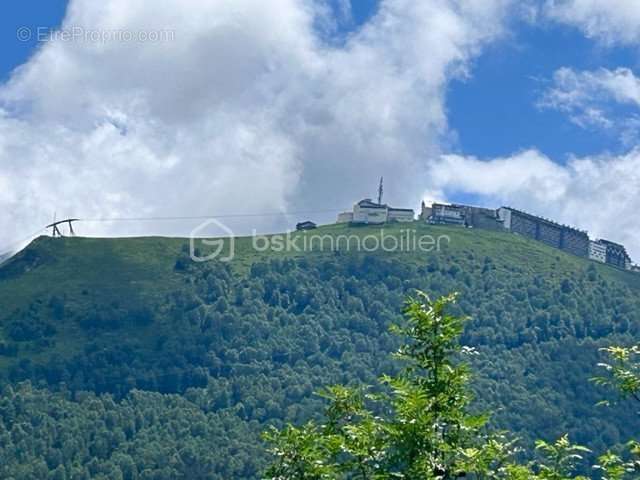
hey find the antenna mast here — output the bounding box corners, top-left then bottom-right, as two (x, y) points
(377, 177), (384, 205)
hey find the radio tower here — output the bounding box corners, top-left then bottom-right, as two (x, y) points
(377, 177), (384, 205)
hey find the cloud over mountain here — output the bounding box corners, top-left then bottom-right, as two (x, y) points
(0, 0), (511, 246)
(3, 0), (640, 260)
(428, 149), (640, 256)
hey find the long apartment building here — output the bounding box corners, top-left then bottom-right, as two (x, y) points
(497, 207), (590, 258)
(589, 239), (631, 269)
(420, 201), (633, 270)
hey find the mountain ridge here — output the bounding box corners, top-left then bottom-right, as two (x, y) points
(1, 222), (639, 478)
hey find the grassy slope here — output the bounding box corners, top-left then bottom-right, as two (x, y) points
(1, 221), (638, 369)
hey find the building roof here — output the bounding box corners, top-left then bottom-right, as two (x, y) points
(388, 207), (414, 213)
(597, 239), (631, 259)
(432, 202), (463, 209)
(357, 199), (387, 209)
(597, 239), (626, 248)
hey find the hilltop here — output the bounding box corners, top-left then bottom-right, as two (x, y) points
(1, 222), (639, 478)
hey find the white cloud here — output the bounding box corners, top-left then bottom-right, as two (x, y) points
(428, 149), (640, 259)
(0, 0), (512, 249)
(545, 0), (640, 45)
(542, 67), (640, 111)
(539, 67), (640, 142)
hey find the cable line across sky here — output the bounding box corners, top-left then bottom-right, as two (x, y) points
(0, 207), (349, 258)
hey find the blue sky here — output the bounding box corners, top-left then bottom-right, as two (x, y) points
(447, 19), (640, 160)
(1, 0), (640, 256)
(0, 1), (67, 83)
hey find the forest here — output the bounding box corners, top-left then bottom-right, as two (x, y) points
(0, 225), (639, 478)
(263, 292), (640, 479)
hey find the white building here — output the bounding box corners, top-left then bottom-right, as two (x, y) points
(430, 203), (466, 225)
(337, 199), (415, 224)
(497, 207), (512, 229)
(589, 240), (607, 263)
(419, 201), (432, 221)
(387, 207), (415, 222)
(353, 199), (388, 224)
(336, 211), (354, 223)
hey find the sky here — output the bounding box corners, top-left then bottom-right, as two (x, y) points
(1, 0), (639, 258)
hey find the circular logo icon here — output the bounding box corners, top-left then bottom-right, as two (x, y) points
(17, 27), (32, 42)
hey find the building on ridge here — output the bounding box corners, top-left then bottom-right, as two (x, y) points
(353, 199), (388, 224)
(423, 202), (503, 230)
(597, 239), (631, 269)
(387, 206), (415, 222)
(429, 203), (466, 225)
(296, 221), (317, 231)
(340, 197), (636, 272)
(588, 240), (607, 263)
(336, 198), (415, 225)
(336, 211), (354, 223)
(420, 201), (432, 221)
(498, 207), (589, 258)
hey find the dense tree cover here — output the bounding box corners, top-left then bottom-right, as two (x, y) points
(264, 293), (640, 479)
(263, 292), (509, 479)
(590, 345), (640, 479)
(1, 241), (640, 477)
(0, 382), (262, 479)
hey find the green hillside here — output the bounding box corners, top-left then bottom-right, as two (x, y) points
(1, 222), (639, 479)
